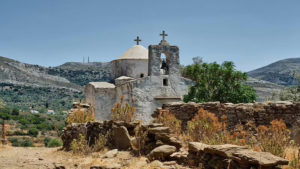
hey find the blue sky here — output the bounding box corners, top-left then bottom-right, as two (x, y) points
(0, 0), (300, 72)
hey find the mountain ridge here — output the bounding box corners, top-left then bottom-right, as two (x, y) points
(248, 57), (300, 86)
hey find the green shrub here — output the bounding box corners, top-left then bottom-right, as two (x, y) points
(20, 139), (33, 147)
(11, 108), (19, 116)
(8, 137), (19, 147)
(13, 130), (27, 136)
(44, 137), (51, 147)
(28, 128), (39, 137)
(47, 138), (62, 147)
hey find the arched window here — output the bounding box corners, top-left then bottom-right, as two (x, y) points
(140, 73), (144, 78)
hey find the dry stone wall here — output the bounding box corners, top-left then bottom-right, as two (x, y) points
(161, 101), (300, 130)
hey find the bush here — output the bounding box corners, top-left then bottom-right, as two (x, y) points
(182, 59), (256, 103)
(66, 107), (95, 125)
(157, 109), (182, 136)
(28, 128), (39, 137)
(13, 130), (27, 136)
(8, 137), (19, 147)
(20, 139), (33, 147)
(92, 134), (107, 152)
(47, 138), (62, 147)
(255, 120), (291, 157)
(111, 96), (135, 123)
(133, 121), (147, 156)
(44, 137), (51, 147)
(11, 108), (19, 116)
(186, 108), (227, 144)
(71, 134), (90, 154)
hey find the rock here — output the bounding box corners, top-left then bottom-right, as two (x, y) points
(188, 142), (209, 153)
(90, 164), (121, 169)
(188, 142), (289, 169)
(204, 144), (248, 157)
(147, 160), (165, 168)
(102, 149), (118, 158)
(112, 126), (131, 150)
(170, 151), (188, 164)
(148, 123), (164, 128)
(148, 127), (170, 135)
(148, 145), (177, 161)
(232, 149), (289, 167)
(155, 133), (182, 149)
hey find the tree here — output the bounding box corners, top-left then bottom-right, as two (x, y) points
(182, 59), (256, 103)
(11, 108), (19, 116)
(279, 71), (300, 101)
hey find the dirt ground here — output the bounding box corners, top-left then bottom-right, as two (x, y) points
(0, 145), (185, 169)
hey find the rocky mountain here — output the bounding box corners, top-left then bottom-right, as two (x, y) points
(248, 58), (300, 86)
(47, 62), (113, 86)
(0, 56), (112, 111)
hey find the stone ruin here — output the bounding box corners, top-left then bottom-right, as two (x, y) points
(61, 121), (289, 169)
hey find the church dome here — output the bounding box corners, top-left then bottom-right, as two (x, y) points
(117, 45), (148, 60)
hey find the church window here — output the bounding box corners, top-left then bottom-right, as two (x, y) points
(163, 78), (168, 86)
(140, 73), (144, 78)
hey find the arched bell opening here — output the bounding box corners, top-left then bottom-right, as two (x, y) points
(160, 53), (169, 75)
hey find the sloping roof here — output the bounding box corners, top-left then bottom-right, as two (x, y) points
(117, 45), (148, 60)
(89, 82), (115, 89)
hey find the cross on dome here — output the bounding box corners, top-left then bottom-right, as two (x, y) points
(134, 36), (142, 45)
(160, 30), (168, 41)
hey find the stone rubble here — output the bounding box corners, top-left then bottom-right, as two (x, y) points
(61, 121), (289, 169)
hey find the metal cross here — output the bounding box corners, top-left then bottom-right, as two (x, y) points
(160, 30), (168, 40)
(134, 36), (141, 45)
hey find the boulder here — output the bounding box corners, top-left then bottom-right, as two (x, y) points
(90, 163), (121, 169)
(188, 142), (209, 153)
(188, 142), (289, 169)
(148, 127), (170, 135)
(148, 145), (177, 161)
(232, 149), (289, 167)
(155, 133), (182, 149)
(112, 126), (131, 150)
(102, 149), (118, 158)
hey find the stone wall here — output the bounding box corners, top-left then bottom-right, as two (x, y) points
(160, 101), (300, 131)
(61, 121), (289, 169)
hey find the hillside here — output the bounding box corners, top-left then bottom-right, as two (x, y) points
(0, 56), (115, 111)
(0, 56), (83, 111)
(0, 56), (81, 90)
(245, 77), (284, 102)
(48, 62), (113, 86)
(248, 58), (300, 86)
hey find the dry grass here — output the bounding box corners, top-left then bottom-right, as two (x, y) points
(157, 109), (182, 136)
(185, 108), (228, 145)
(66, 107), (95, 125)
(111, 96), (135, 123)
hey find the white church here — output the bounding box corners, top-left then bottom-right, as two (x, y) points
(85, 31), (193, 123)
